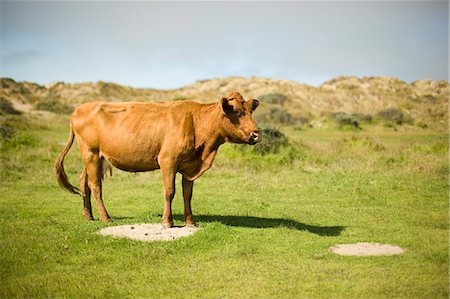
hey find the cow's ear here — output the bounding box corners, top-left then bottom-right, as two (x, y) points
(248, 99), (259, 112)
(221, 97), (234, 115)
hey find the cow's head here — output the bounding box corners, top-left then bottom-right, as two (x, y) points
(219, 91), (260, 144)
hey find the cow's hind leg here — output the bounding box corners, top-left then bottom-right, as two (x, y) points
(80, 168), (93, 220)
(84, 152), (111, 222)
(182, 176), (196, 227)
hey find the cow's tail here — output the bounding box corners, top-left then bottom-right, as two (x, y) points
(55, 121), (81, 196)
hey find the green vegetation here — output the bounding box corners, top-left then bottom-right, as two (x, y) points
(173, 96), (189, 101)
(245, 126), (289, 155)
(0, 97), (21, 115)
(377, 107), (404, 125)
(256, 107), (296, 125)
(258, 92), (289, 105)
(34, 98), (74, 114)
(0, 111), (448, 298)
(332, 112), (362, 130)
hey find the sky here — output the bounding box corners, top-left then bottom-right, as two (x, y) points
(1, 1), (448, 89)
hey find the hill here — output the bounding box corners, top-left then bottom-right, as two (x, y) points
(1, 76), (448, 128)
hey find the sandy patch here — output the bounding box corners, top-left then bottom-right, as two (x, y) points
(98, 223), (199, 241)
(11, 100), (33, 113)
(330, 242), (405, 256)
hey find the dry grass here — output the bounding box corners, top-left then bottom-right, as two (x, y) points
(1, 76), (448, 128)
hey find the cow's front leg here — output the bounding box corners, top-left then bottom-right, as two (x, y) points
(160, 162), (176, 228)
(182, 176), (196, 227)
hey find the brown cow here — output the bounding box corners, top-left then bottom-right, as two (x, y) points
(55, 91), (260, 228)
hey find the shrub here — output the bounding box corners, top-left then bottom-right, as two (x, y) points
(417, 122), (428, 129)
(256, 108), (296, 125)
(243, 126), (289, 155)
(293, 116), (312, 130)
(34, 99), (73, 114)
(297, 116), (311, 125)
(259, 93), (289, 106)
(377, 108), (404, 125)
(173, 96), (188, 101)
(0, 97), (21, 115)
(332, 112), (361, 129)
(0, 125), (15, 139)
(270, 108), (295, 125)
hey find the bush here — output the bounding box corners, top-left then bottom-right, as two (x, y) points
(0, 125), (15, 139)
(377, 108), (404, 125)
(270, 108), (295, 125)
(332, 112), (361, 129)
(173, 96), (188, 101)
(417, 122), (428, 129)
(256, 108), (296, 125)
(0, 97), (21, 115)
(297, 116), (311, 125)
(243, 126), (289, 155)
(259, 93), (289, 105)
(34, 99), (73, 114)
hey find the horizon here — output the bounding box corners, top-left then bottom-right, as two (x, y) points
(1, 74), (448, 90)
(1, 1), (448, 89)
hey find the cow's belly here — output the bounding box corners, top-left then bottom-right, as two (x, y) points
(97, 130), (200, 173)
(105, 155), (160, 172)
(99, 141), (161, 172)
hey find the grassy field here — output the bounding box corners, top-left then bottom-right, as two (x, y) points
(0, 113), (448, 298)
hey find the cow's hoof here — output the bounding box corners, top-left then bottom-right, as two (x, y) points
(162, 221), (174, 229)
(83, 209), (94, 221)
(83, 214), (94, 221)
(100, 216), (112, 222)
(185, 222), (197, 228)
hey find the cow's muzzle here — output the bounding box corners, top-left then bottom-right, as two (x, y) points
(247, 130), (261, 145)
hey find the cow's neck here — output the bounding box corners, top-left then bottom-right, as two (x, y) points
(193, 103), (225, 152)
(183, 103), (225, 181)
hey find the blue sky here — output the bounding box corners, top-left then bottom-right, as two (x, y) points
(1, 1), (448, 89)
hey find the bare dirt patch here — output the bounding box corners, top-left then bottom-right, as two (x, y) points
(98, 223), (199, 241)
(330, 242), (405, 256)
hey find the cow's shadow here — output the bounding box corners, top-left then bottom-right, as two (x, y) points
(173, 214), (345, 236)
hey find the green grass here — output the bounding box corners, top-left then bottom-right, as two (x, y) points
(0, 114), (448, 298)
